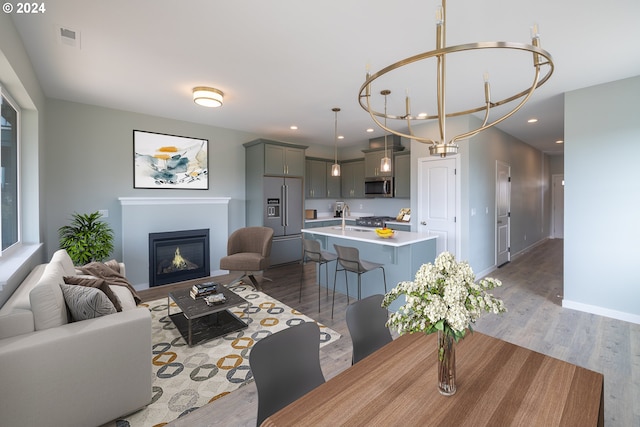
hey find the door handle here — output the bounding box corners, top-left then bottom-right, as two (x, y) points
(420, 221), (427, 225)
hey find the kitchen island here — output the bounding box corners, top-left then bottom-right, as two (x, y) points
(301, 226), (437, 311)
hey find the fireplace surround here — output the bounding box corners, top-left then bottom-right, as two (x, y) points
(149, 229), (210, 287)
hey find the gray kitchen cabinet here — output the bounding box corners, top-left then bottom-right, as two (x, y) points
(243, 139), (308, 265)
(305, 159), (327, 198)
(364, 149), (393, 178)
(341, 160), (365, 198)
(389, 223), (411, 231)
(394, 151), (410, 198)
(305, 158), (341, 199)
(264, 143), (305, 176)
(326, 162), (341, 199)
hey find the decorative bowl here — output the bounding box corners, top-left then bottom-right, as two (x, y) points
(375, 228), (395, 238)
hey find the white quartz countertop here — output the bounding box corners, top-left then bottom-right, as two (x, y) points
(302, 225), (436, 247)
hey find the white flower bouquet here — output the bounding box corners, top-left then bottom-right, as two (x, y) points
(382, 251), (506, 341)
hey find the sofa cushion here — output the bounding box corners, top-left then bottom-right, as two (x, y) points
(29, 262), (69, 330)
(51, 249), (77, 276)
(63, 275), (123, 312)
(60, 284), (116, 321)
(109, 285), (137, 311)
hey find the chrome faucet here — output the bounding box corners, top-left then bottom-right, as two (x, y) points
(341, 203), (351, 230)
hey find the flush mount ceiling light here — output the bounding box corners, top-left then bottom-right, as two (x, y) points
(193, 87), (224, 108)
(358, 0), (554, 157)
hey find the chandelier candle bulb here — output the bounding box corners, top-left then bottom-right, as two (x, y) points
(435, 5), (444, 24)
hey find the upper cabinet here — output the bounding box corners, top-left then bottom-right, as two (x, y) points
(341, 160), (365, 199)
(326, 162), (341, 199)
(244, 139), (307, 177)
(305, 158), (342, 199)
(364, 149), (393, 178)
(394, 151), (410, 198)
(264, 143), (305, 176)
(305, 158), (327, 198)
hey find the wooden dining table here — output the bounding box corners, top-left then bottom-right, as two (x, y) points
(262, 331), (604, 426)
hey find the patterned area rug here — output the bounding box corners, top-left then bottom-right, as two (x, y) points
(119, 283), (340, 427)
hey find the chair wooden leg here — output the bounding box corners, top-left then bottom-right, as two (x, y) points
(248, 274), (261, 291)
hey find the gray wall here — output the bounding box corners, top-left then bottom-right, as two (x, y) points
(409, 115), (552, 276)
(564, 75), (640, 321)
(43, 98), (260, 262)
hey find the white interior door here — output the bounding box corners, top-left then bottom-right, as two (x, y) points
(496, 161), (511, 267)
(417, 157), (457, 256)
(552, 174), (564, 238)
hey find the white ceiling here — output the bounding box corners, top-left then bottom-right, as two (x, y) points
(10, 0), (640, 155)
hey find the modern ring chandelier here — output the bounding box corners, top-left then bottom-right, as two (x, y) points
(358, 0), (554, 157)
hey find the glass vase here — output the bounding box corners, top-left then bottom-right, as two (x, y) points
(437, 330), (456, 396)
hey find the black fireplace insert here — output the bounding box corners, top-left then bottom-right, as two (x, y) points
(148, 229), (210, 287)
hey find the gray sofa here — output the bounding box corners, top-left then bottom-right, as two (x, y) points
(0, 249), (152, 427)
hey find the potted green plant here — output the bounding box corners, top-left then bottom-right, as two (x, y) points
(58, 211), (114, 265)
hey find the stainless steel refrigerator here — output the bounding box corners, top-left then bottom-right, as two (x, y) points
(263, 176), (303, 265)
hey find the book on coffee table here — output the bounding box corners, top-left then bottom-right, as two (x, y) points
(190, 281), (219, 299)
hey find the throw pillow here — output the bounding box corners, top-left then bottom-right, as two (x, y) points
(63, 275), (123, 312)
(60, 284), (116, 321)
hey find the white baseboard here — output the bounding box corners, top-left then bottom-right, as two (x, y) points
(562, 299), (640, 325)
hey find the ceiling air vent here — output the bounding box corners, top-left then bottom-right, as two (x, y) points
(56, 26), (81, 49)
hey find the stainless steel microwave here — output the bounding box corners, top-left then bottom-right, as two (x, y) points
(364, 177), (394, 197)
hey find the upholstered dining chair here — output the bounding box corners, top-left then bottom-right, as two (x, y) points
(332, 244), (387, 318)
(219, 226), (274, 290)
(299, 238), (338, 312)
(346, 294), (393, 364)
(249, 322), (326, 426)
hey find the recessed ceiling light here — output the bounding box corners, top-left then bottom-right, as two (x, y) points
(527, 118), (538, 123)
(290, 125), (298, 130)
(556, 140), (564, 144)
(366, 128), (374, 133)
(418, 112), (428, 118)
(338, 135), (344, 140)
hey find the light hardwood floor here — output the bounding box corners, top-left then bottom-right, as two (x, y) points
(133, 238), (638, 427)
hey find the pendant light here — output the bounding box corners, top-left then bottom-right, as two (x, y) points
(331, 107), (341, 177)
(380, 90), (392, 173)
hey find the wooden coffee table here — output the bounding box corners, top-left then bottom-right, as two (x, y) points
(167, 284), (248, 346)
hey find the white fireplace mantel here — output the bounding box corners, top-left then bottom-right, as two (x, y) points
(118, 197), (231, 206)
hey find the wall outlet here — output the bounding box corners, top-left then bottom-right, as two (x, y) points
(98, 209), (109, 218)
(359, 204), (363, 209)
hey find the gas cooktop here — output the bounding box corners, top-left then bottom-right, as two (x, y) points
(355, 216), (396, 227)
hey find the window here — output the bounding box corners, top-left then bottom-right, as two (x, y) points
(0, 89), (20, 252)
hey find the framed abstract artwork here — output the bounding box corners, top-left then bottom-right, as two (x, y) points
(133, 130), (209, 189)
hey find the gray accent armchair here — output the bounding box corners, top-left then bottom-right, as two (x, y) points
(219, 226), (274, 290)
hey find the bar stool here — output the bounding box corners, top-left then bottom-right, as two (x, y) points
(299, 238), (338, 312)
(332, 244), (387, 318)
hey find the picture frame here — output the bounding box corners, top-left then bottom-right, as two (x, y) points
(133, 130), (209, 189)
